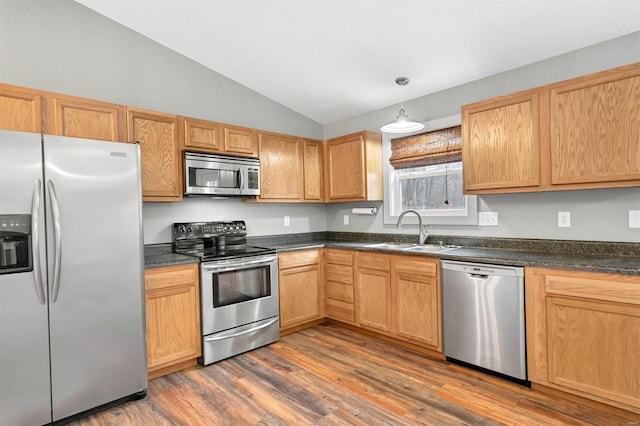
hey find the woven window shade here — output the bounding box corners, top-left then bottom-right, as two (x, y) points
(389, 125), (462, 169)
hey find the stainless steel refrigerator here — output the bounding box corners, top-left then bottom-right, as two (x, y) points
(0, 130), (147, 425)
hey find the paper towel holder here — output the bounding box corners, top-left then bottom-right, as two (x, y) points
(351, 207), (377, 215)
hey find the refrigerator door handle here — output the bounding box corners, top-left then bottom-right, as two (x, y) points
(31, 179), (46, 305)
(47, 179), (63, 303)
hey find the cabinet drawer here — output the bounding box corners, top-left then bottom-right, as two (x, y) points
(543, 271), (640, 306)
(394, 258), (437, 277)
(326, 281), (354, 303)
(357, 253), (390, 271)
(325, 250), (354, 266)
(278, 249), (321, 269)
(325, 264), (353, 284)
(145, 264), (198, 291)
(326, 298), (355, 323)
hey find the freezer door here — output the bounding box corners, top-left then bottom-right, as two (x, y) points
(43, 135), (147, 421)
(0, 130), (52, 426)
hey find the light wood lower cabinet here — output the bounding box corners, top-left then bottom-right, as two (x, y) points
(354, 251), (441, 351)
(526, 267), (640, 414)
(325, 249), (356, 324)
(145, 264), (201, 379)
(278, 249), (324, 331)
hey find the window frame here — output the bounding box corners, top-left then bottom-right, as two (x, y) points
(383, 114), (478, 226)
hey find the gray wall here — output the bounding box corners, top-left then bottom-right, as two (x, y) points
(325, 33), (640, 243)
(1, 0), (638, 243)
(0, 0), (327, 244)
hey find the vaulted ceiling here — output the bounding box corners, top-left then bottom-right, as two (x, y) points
(75, 0), (640, 124)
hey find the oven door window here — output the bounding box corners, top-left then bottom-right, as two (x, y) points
(189, 167), (239, 189)
(213, 266), (271, 307)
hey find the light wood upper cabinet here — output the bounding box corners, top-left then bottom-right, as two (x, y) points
(145, 264), (201, 379)
(258, 132), (304, 200)
(550, 65), (640, 185)
(462, 90), (540, 191)
(462, 62), (640, 194)
(278, 249), (324, 331)
(526, 267), (640, 414)
(42, 93), (126, 142)
(0, 83), (42, 133)
(180, 116), (222, 152)
(303, 138), (324, 201)
(325, 131), (383, 202)
(127, 107), (182, 202)
(224, 125), (257, 157)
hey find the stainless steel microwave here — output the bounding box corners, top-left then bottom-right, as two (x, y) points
(184, 152), (260, 197)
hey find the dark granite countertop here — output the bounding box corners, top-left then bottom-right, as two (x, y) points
(262, 238), (640, 276)
(145, 233), (639, 275)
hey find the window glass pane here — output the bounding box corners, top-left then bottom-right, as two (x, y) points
(400, 171), (465, 210)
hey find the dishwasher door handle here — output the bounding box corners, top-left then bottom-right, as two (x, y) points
(467, 273), (489, 279)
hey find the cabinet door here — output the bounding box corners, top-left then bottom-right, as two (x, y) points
(325, 134), (366, 200)
(526, 267), (640, 413)
(356, 260), (392, 334)
(279, 264), (322, 328)
(145, 264), (201, 378)
(550, 67), (640, 185)
(393, 257), (440, 349)
(258, 132), (303, 200)
(181, 116), (222, 151)
(462, 91), (540, 191)
(43, 94), (126, 141)
(0, 84), (42, 133)
(303, 139), (324, 201)
(127, 108), (181, 201)
(224, 125), (257, 156)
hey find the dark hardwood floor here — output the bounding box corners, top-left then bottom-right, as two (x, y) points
(74, 324), (636, 425)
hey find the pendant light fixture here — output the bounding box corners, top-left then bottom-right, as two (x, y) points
(380, 77), (425, 134)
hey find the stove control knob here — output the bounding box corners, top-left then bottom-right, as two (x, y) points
(224, 224), (231, 232)
(186, 226), (192, 233)
(177, 225), (186, 234)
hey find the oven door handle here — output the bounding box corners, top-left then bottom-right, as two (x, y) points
(202, 256), (275, 273)
(204, 318), (278, 342)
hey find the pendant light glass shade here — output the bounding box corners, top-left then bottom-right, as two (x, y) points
(380, 106), (425, 133)
(380, 76), (425, 134)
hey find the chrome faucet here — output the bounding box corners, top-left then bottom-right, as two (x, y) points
(396, 209), (428, 245)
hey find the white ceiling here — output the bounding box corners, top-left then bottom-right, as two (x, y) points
(75, 0), (640, 125)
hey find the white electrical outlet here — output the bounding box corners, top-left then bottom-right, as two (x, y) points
(478, 212), (498, 226)
(343, 215), (349, 225)
(629, 210), (640, 229)
(284, 215), (290, 227)
(558, 211), (571, 228)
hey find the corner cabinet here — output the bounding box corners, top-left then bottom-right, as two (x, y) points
(526, 267), (640, 414)
(0, 83), (42, 133)
(127, 107), (182, 202)
(278, 249), (324, 332)
(462, 62), (640, 194)
(145, 264), (201, 379)
(325, 131), (383, 202)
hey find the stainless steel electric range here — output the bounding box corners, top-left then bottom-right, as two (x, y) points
(172, 221), (279, 365)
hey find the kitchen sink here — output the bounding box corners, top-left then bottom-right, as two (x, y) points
(367, 242), (460, 253)
(404, 244), (460, 253)
(367, 242), (415, 249)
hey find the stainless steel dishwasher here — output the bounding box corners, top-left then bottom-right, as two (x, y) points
(441, 260), (527, 382)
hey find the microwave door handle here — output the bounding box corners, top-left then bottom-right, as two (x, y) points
(237, 167), (244, 191)
(31, 179), (46, 305)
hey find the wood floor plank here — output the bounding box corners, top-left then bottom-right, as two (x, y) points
(71, 323), (637, 425)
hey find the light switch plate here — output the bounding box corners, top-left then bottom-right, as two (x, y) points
(343, 215), (349, 225)
(478, 212), (498, 226)
(630, 210), (640, 228)
(284, 215), (290, 226)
